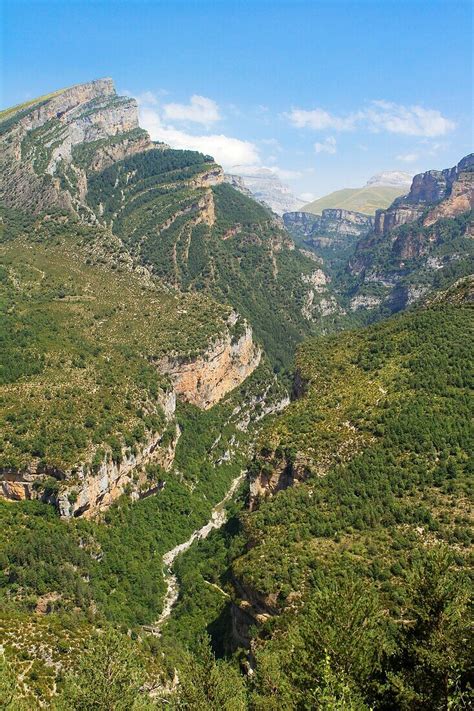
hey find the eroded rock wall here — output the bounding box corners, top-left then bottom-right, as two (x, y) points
(157, 317), (261, 409)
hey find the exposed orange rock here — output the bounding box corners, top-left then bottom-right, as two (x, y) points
(424, 171), (474, 227)
(157, 317), (261, 409)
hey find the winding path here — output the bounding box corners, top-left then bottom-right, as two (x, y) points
(144, 471), (246, 635)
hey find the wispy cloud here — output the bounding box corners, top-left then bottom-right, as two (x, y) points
(314, 136), (337, 154)
(163, 94), (221, 125)
(288, 108), (356, 131)
(366, 101), (455, 137)
(287, 100), (455, 138)
(396, 152), (419, 163)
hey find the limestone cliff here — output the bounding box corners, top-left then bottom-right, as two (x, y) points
(283, 208), (374, 241)
(157, 314), (261, 409)
(0, 312), (262, 515)
(373, 154), (474, 236)
(347, 155), (473, 313)
(0, 390), (178, 518)
(0, 78), (153, 214)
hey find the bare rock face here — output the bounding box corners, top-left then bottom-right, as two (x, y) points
(300, 268), (342, 319)
(424, 169), (474, 226)
(346, 155), (473, 314)
(249, 451), (310, 510)
(0, 78), (153, 214)
(225, 168), (305, 216)
(374, 154), (474, 236)
(284, 208), (374, 240)
(157, 315), (261, 409)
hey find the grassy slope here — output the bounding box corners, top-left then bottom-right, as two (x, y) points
(302, 185), (407, 215)
(0, 207), (230, 471)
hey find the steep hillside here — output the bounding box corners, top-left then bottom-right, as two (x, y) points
(0, 79), (301, 708)
(0, 207), (265, 516)
(85, 151), (319, 367)
(231, 285), (473, 707)
(283, 208), (374, 282)
(0, 78), (323, 369)
(302, 184), (408, 216)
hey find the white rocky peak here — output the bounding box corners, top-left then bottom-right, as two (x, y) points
(227, 165), (305, 216)
(366, 171), (413, 188)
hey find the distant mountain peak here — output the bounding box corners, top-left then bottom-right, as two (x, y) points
(366, 171), (413, 188)
(225, 166), (304, 216)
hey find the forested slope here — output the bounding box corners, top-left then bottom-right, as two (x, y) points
(231, 281), (473, 708)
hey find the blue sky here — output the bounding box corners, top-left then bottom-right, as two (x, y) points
(1, 0), (472, 198)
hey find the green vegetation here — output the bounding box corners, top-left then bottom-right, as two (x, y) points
(1, 83), (472, 709)
(0, 358), (283, 706)
(302, 184), (408, 216)
(85, 151), (316, 369)
(342, 210), (474, 317)
(231, 297), (473, 708)
(0, 206), (230, 471)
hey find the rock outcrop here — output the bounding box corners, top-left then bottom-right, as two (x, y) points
(225, 168), (304, 216)
(249, 451), (310, 510)
(346, 155), (474, 313)
(0, 390), (178, 518)
(0, 312), (262, 516)
(157, 315), (261, 409)
(283, 208), (374, 241)
(0, 78), (153, 214)
(374, 154), (474, 236)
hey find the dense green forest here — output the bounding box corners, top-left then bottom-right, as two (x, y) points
(85, 149), (318, 370)
(2, 287), (472, 709)
(230, 292), (473, 709)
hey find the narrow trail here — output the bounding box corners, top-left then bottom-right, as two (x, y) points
(144, 471), (246, 636)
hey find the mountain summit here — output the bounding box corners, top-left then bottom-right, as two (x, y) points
(366, 170), (413, 188)
(225, 167), (305, 215)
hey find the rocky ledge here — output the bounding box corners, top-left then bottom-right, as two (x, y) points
(0, 313), (261, 516)
(0, 78), (153, 214)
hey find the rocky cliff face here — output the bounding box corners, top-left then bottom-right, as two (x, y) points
(1, 314), (261, 517)
(374, 154), (474, 236)
(0, 390), (177, 517)
(346, 155), (473, 313)
(0, 78), (153, 214)
(157, 315), (261, 409)
(249, 451), (310, 510)
(0, 311), (262, 516)
(226, 168), (304, 216)
(284, 208), (374, 240)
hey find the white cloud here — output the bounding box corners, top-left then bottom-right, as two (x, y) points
(396, 152), (419, 163)
(272, 166), (303, 180)
(300, 192), (315, 202)
(366, 101), (455, 137)
(287, 101), (455, 138)
(163, 94), (221, 125)
(287, 108), (357, 131)
(314, 136), (337, 154)
(139, 105), (260, 169)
